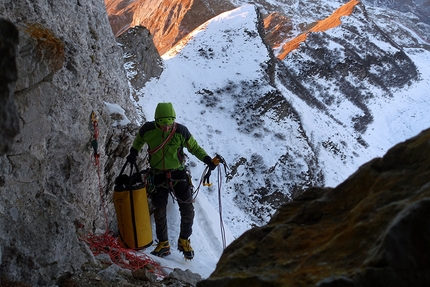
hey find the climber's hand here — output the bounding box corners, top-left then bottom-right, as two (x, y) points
(204, 155), (218, 171)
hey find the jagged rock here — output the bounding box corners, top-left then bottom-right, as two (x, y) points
(164, 268), (203, 286)
(198, 128), (430, 286)
(116, 25), (163, 102)
(96, 263), (131, 283)
(0, 19), (20, 155)
(276, 1), (419, 135)
(132, 267), (158, 282)
(362, 0), (430, 25)
(95, 253), (113, 265)
(105, 0), (236, 54)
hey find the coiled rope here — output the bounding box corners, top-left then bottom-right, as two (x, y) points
(80, 231), (167, 276)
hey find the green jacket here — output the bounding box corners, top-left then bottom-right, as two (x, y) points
(132, 122), (209, 170)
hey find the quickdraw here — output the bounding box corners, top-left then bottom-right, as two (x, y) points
(90, 110), (100, 166)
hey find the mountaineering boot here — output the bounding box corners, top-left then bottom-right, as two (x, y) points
(178, 238), (194, 260)
(150, 240), (171, 257)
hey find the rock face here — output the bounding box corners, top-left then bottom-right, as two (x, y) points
(105, 0), (235, 55)
(0, 19), (20, 155)
(116, 25), (163, 102)
(198, 128), (430, 287)
(277, 2), (419, 135)
(0, 1), (139, 285)
(363, 0), (430, 25)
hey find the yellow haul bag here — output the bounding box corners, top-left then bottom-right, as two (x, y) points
(114, 163), (153, 249)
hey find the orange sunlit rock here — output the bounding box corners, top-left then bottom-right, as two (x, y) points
(278, 0), (360, 59)
(105, 0), (235, 55)
(277, 33), (307, 60)
(264, 12), (294, 49)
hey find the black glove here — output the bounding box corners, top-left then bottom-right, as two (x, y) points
(204, 155), (217, 171)
(126, 147), (138, 164)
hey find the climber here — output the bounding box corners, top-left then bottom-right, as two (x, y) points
(126, 102), (218, 260)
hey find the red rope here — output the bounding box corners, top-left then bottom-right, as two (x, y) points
(80, 232), (167, 277)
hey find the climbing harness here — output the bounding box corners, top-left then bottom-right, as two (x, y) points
(147, 123), (197, 205)
(148, 168), (195, 204)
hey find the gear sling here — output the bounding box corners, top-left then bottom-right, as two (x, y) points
(113, 162), (153, 249)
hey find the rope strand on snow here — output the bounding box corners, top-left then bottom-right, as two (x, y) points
(216, 166), (227, 249)
(201, 156), (228, 250)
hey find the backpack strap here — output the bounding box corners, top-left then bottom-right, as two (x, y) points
(148, 123), (177, 155)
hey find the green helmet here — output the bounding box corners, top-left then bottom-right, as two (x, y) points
(154, 102), (176, 126)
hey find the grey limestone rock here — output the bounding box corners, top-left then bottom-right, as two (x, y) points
(0, 1), (139, 286)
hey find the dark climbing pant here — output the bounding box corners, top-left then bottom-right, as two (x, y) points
(151, 169), (194, 242)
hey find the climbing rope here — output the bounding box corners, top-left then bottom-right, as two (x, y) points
(82, 111), (166, 277)
(81, 231), (167, 277)
(90, 110), (108, 231)
(201, 154), (228, 250)
(216, 166), (227, 250)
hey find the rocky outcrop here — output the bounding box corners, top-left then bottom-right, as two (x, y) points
(116, 25), (163, 102)
(276, 1), (419, 135)
(0, 19), (20, 155)
(0, 1), (138, 286)
(363, 0), (430, 25)
(198, 128), (430, 286)
(105, 0), (235, 55)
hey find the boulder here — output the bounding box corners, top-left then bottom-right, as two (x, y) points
(199, 128), (430, 286)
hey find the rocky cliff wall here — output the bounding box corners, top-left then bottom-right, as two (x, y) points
(0, 1), (139, 285)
